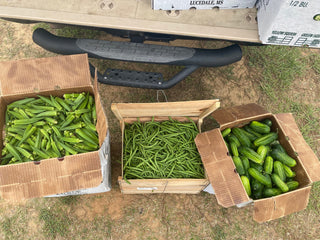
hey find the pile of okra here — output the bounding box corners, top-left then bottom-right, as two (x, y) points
(1, 92), (99, 165)
(123, 118), (205, 181)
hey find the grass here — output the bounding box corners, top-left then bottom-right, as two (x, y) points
(0, 208), (28, 240)
(39, 207), (70, 239)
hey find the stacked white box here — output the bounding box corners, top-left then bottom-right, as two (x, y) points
(257, 0), (320, 48)
(152, 0), (257, 10)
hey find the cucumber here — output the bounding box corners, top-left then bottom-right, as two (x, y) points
(252, 186), (264, 200)
(232, 156), (245, 175)
(224, 140), (231, 153)
(244, 125), (262, 138)
(286, 181), (299, 191)
(271, 149), (297, 167)
(262, 118), (273, 127)
(250, 161), (264, 172)
(238, 127), (257, 141)
(271, 174), (289, 193)
(257, 145), (269, 161)
(251, 178), (263, 191)
(248, 168), (272, 188)
(232, 128), (251, 148)
(221, 128), (231, 138)
(283, 164), (296, 178)
(241, 176), (251, 197)
(253, 132), (278, 147)
(239, 147), (264, 165)
(226, 134), (241, 147)
(271, 143), (286, 153)
(273, 161), (286, 182)
(263, 188), (282, 197)
(230, 141), (239, 157)
(241, 156), (250, 171)
(264, 156), (274, 175)
(249, 121), (271, 134)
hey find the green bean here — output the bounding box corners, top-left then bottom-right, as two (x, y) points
(123, 118), (204, 180)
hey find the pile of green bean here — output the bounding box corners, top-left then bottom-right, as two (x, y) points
(123, 118), (205, 181)
(1, 92), (99, 165)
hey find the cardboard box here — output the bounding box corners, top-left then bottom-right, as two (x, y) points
(152, 0), (257, 10)
(111, 99), (220, 194)
(257, 0), (320, 48)
(0, 54), (110, 201)
(195, 103), (320, 222)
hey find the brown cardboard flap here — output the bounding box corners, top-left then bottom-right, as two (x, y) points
(211, 103), (270, 128)
(195, 129), (250, 207)
(93, 70), (108, 146)
(0, 54), (91, 96)
(275, 113), (320, 182)
(0, 152), (102, 201)
(253, 187), (311, 223)
(111, 100), (220, 119)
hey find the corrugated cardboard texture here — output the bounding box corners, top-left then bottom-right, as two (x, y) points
(93, 72), (108, 146)
(0, 54), (91, 96)
(253, 187), (311, 222)
(275, 113), (320, 182)
(112, 100), (219, 119)
(198, 104), (319, 222)
(0, 54), (106, 200)
(0, 97), (4, 156)
(195, 128), (250, 207)
(0, 152), (101, 200)
(211, 103), (270, 129)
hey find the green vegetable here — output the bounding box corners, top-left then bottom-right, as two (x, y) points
(273, 161), (286, 182)
(232, 156), (245, 175)
(253, 132), (278, 147)
(264, 156), (274, 175)
(248, 168), (272, 188)
(249, 121), (271, 134)
(221, 128), (231, 138)
(1, 93), (99, 164)
(232, 128), (251, 148)
(286, 181), (299, 191)
(271, 149), (297, 167)
(230, 141), (239, 157)
(238, 147), (264, 165)
(271, 174), (289, 193)
(241, 176), (251, 196)
(123, 118), (204, 181)
(263, 188), (282, 197)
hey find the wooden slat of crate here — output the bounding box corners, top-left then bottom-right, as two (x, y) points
(118, 177), (209, 194)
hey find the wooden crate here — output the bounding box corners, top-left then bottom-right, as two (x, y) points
(111, 100), (220, 194)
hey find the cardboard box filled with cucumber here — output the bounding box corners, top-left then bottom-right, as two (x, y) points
(111, 99), (220, 194)
(195, 103), (320, 222)
(0, 54), (109, 201)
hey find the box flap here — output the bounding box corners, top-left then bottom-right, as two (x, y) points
(0, 152), (102, 201)
(111, 100), (220, 119)
(195, 128), (250, 207)
(274, 113), (320, 182)
(211, 103), (270, 128)
(253, 186), (311, 223)
(93, 69), (108, 146)
(0, 54), (91, 96)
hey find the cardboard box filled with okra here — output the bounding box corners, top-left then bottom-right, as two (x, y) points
(195, 103), (320, 222)
(111, 100), (220, 194)
(0, 54), (109, 201)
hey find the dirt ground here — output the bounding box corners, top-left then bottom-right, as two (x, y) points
(0, 20), (320, 240)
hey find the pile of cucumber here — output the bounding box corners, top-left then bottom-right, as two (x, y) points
(1, 93), (99, 165)
(222, 119), (299, 199)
